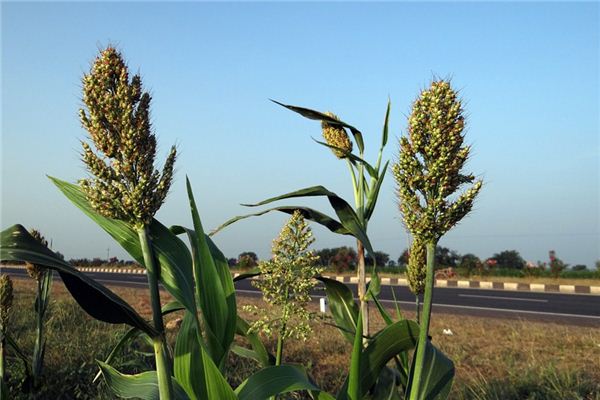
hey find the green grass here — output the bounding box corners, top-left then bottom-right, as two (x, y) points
(3, 279), (599, 399)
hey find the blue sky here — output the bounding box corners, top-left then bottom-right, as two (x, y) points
(2, 2), (598, 267)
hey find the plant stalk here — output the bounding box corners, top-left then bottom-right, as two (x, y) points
(138, 226), (173, 400)
(0, 338), (4, 383)
(32, 279), (44, 386)
(275, 329), (285, 366)
(356, 240), (369, 338)
(415, 295), (420, 325)
(409, 241), (436, 400)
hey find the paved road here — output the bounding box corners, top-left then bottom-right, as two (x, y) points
(3, 266), (600, 327)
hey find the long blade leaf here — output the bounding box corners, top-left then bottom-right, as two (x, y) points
(211, 206), (349, 237)
(98, 362), (190, 400)
(1, 225), (155, 336)
(49, 177), (197, 316)
(271, 99), (365, 153)
(240, 186), (373, 254)
(316, 277), (359, 344)
(235, 365), (320, 400)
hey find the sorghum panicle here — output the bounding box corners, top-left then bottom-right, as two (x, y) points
(25, 229), (48, 281)
(321, 112), (353, 159)
(393, 80), (482, 241)
(245, 211), (322, 341)
(79, 47), (176, 227)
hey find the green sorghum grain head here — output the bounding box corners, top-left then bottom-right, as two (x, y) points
(79, 47), (176, 227)
(25, 229), (48, 281)
(245, 210), (322, 341)
(321, 112), (353, 159)
(0, 274), (13, 330)
(407, 237), (426, 295)
(393, 80), (482, 241)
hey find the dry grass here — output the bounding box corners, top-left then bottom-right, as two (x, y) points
(5, 278), (600, 399)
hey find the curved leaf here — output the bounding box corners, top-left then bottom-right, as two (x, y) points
(98, 361), (190, 400)
(316, 277), (359, 344)
(233, 272), (260, 282)
(172, 310), (237, 400)
(0, 225), (155, 336)
(235, 365), (320, 400)
(271, 99), (365, 153)
(93, 300), (184, 383)
(235, 316), (272, 367)
(49, 177), (197, 316)
(211, 206), (349, 237)
(406, 341), (454, 400)
(338, 320), (420, 400)
(241, 186), (373, 254)
(312, 138), (377, 178)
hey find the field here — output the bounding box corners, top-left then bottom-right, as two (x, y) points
(4, 278), (599, 400)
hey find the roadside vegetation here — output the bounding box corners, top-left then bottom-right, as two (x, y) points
(4, 279), (599, 399)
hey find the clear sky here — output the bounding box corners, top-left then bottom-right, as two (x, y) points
(1, 2), (599, 267)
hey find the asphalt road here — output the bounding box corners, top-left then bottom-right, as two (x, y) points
(3, 266), (600, 327)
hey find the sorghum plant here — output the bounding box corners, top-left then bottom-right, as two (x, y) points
(393, 80), (482, 399)
(25, 229), (54, 388)
(215, 100), (392, 336)
(245, 211), (322, 365)
(78, 46), (177, 398)
(0, 274), (13, 395)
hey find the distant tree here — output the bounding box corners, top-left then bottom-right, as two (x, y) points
(549, 250), (567, 278)
(398, 249), (409, 267)
(435, 246), (460, 268)
(459, 253), (482, 274)
(55, 251), (65, 261)
(329, 247), (357, 273)
(571, 264), (587, 271)
(238, 252), (258, 262)
(365, 251), (390, 267)
(227, 258), (237, 268)
(238, 252), (258, 270)
(387, 260), (397, 268)
(595, 260), (600, 270)
(315, 248), (338, 266)
(492, 250), (526, 269)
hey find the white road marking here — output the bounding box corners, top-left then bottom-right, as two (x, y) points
(458, 294), (548, 303)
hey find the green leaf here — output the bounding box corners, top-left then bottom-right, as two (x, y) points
(174, 177), (237, 368)
(271, 99), (365, 153)
(382, 100), (391, 149)
(174, 311), (204, 399)
(173, 311), (237, 400)
(211, 206), (350, 237)
(94, 299), (186, 382)
(338, 320), (420, 400)
(312, 138), (377, 178)
(235, 316), (272, 367)
(49, 177), (197, 317)
(316, 277), (359, 344)
(241, 186), (373, 254)
(406, 341), (454, 400)
(0, 225), (156, 336)
(364, 160), (389, 221)
(97, 361), (190, 400)
(347, 309), (363, 400)
(233, 272), (260, 282)
(235, 365), (320, 400)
